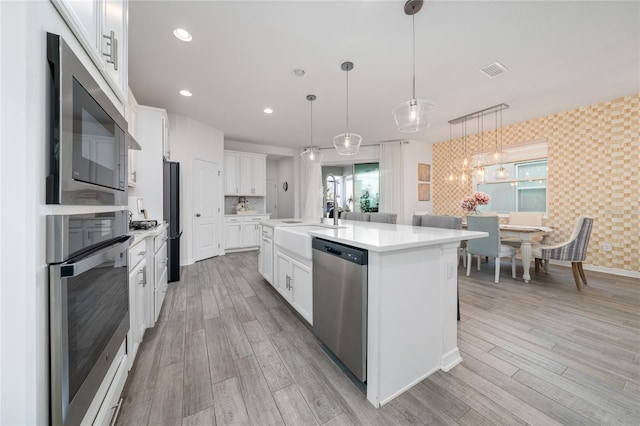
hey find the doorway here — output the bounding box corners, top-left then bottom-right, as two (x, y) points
(266, 178), (278, 218)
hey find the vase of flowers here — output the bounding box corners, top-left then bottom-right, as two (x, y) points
(461, 191), (490, 215)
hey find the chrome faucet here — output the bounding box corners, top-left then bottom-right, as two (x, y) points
(327, 174), (339, 225)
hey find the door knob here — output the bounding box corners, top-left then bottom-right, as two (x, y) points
(195, 213), (201, 217)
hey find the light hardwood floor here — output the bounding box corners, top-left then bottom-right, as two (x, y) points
(117, 251), (640, 425)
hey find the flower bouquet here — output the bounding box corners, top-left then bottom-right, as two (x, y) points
(461, 192), (490, 215)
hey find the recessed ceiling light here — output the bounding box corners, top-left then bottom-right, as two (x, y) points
(173, 28), (192, 42)
(179, 89), (192, 97)
(292, 68), (306, 77)
(263, 108), (273, 114)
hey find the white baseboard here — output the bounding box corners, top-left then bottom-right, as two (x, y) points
(441, 347), (463, 371)
(548, 260), (640, 279)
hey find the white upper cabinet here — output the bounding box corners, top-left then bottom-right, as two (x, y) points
(52, 0), (129, 103)
(224, 151), (266, 196)
(224, 153), (240, 195)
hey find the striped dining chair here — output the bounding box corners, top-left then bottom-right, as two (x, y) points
(533, 216), (594, 290)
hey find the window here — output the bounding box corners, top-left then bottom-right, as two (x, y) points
(476, 159), (548, 214)
(354, 163), (379, 212)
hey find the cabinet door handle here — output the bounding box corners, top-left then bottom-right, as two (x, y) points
(131, 171), (136, 181)
(138, 268), (146, 287)
(138, 251), (146, 255)
(195, 213), (201, 217)
(102, 30), (118, 70)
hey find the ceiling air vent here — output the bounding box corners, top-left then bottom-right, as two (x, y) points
(479, 61), (508, 79)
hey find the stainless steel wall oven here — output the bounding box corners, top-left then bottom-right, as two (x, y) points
(47, 211), (131, 425)
(46, 32), (127, 205)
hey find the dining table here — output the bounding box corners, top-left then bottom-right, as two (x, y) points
(498, 224), (553, 283)
(462, 222), (553, 283)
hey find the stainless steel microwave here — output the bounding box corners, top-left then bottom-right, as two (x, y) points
(46, 32), (127, 205)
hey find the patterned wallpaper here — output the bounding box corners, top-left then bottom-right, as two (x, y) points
(433, 94), (639, 272)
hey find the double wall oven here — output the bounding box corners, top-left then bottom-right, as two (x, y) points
(46, 32), (132, 425)
(47, 211), (131, 425)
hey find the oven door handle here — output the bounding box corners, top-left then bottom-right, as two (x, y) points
(60, 236), (133, 278)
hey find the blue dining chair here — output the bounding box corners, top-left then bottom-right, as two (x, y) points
(466, 216), (517, 283)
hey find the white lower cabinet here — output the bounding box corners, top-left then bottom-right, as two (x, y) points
(225, 215), (269, 251)
(259, 234), (273, 284)
(128, 238), (150, 369)
(154, 239), (168, 323)
(275, 249), (313, 325)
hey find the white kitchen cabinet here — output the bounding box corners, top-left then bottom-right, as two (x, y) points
(130, 106), (168, 221)
(127, 237), (149, 369)
(225, 215), (269, 251)
(224, 153), (240, 195)
(153, 229), (168, 323)
(224, 151), (266, 196)
(127, 148), (137, 187)
(274, 249), (313, 325)
(161, 113), (170, 160)
(51, 0), (129, 103)
(258, 228), (273, 285)
(225, 217), (243, 249)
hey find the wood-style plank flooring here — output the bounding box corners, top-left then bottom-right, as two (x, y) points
(117, 251), (640, 425)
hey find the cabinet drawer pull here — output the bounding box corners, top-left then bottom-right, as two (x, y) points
(138, 251), (146, 255)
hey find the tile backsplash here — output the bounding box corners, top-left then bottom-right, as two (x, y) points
(224, 196), (266, 215)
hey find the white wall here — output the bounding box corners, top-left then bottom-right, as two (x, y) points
(169, 113), (224, 265)
(1, 2), (128, 424)
(402, 140), (433, 224)
(266, 159), (278, 180)
(277, 158), (295, 217)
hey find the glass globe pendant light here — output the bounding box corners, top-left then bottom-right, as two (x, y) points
(333, 61), (362, 155)
(392, 0), (437, 132)
(301, 94), (323, 164)
(493, 108), (510, 179)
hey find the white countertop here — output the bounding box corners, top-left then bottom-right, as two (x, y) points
(128, 223), (168, 245)
(269, 219), (487, 253)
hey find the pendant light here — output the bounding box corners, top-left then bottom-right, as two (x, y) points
(474, 115), (487, 182)
(459, 119), (469, 185)
(446, 123), (456, 182)
(333, 61), (362, 155)
(301, 94), (323, 164)
(392, 0), (437, 132)
(493, 108), (509, 179)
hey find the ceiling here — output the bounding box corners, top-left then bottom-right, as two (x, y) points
(128, 1), (639, 150)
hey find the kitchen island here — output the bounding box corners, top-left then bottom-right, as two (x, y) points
(261, 219), (487, 408)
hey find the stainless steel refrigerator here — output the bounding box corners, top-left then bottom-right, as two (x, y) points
(163, 161), (182, 282)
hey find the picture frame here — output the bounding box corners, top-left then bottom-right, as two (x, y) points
(418, 163), (430, 182)
(418, 183), (430, 201)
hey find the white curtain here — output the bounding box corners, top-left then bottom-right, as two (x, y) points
(379, 141), (404, 219)
(302, 161), (323, 222)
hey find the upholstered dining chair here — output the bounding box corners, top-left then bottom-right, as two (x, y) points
(466, 216), (517, 284)
(502, 211), (546, 247)
(533, 215), (594, 290)
(414, 214), (463, 320)
(341, 212), (370, 221)
(369, 213), (397, 224)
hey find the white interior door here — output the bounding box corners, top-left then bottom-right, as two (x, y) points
(266, 178), (278, 218)
(194, 159), (221, 261)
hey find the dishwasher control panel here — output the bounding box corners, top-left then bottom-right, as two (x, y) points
(311, 238), (368, 265)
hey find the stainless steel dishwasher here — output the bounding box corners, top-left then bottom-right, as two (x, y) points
(312, 237), (368, 382)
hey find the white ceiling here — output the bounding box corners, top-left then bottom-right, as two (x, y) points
(128, 1), (639, 150)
